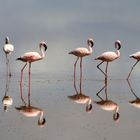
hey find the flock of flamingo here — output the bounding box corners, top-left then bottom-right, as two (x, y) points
(2, 36), (140, 125)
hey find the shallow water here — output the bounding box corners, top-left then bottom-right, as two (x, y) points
(0, 73), (140, 140)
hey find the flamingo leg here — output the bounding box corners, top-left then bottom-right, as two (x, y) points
(80, 57), (83, 93)
(20, 63), (27, 98)
(28, 62), (31, 97)
(105, 62), (109, 79)
(74, 57), (79, 91)
(97, 61), (107, 77)
(126, 60), (139, 80)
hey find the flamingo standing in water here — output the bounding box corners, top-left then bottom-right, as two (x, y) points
(95, 40), (121, 79)
(16, 41), (47, 96)
(126, 52), (140, 80)
(69, 38), (94, 90)
(3, 37), (14, 77)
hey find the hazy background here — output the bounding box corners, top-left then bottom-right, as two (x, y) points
(0, 0), (140, 79)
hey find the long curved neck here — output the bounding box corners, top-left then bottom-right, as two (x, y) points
(115, 105), (119, 113)
(40, 47), (45, 58)
(87, 45), (93, 55)
(116, 50), (120, 57)
(39, 111), (44, 122)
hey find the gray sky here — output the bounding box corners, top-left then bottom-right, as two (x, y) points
(0, 0), (140, 79)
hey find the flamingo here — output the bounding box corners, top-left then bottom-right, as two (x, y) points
(127, 79), (140, 108)
(3, 36), (14, 77)
(68, 78), (92, 113)
(95, 79), (120, 121)
(15, 92), (46, 127)
(95, 40), (121, 79)
(69, 38), (94, 90)
(16, 41), (47, 96)
(126, 52), (140, 80)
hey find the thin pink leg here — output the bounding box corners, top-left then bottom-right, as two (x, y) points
(80, 57), (82, 93)
(74, 57), (79, 92)
(20, 63), (27, 98)
(28, 63), (31, 97)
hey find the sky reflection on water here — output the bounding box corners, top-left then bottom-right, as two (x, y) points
(0, 73), (140, 140)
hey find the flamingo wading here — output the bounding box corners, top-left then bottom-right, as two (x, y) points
(95, 40), (121, 79)
(126, 52), (140, 80)
(3, 37), (14, 77)
(69, 38), (94, 90)
(16, 41), (47, 96)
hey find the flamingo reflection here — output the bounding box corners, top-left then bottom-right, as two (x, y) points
(2, 73), (13, 112)
(68, 80), (92, 113)
(15, 90), (46, 127)
(95, 79), (120, 121)
(127, 80), (140, 108)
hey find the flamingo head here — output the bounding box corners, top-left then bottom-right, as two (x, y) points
(115, 40), (121, 50)
(113, 112), (120, 121)
(40, 41), (47, 51)
(38, 117), (46, 127)
(5, 36), (9, 44)
(87, 38), (94, 48)
(86, 99), (93, 113)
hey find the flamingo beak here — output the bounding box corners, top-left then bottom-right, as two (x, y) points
(86, 104), (92, 113)
(5, 36), (9, 44)
(113, 112), (120, 121)
(38, 118), (46, 127)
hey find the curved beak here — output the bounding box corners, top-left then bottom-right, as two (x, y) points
(86, 103), (92, 113)
(38, 118), (46, 127)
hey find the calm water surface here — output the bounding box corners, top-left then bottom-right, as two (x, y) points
(0, 73), (140, 140)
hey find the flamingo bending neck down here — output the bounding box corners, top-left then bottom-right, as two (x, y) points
(3, 36), (14, 77)
(95, 40), (121, 79)
(16, 42), (47, 96)
(69, 38), (94, 90)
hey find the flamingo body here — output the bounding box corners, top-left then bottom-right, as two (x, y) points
(129, 52), (140, 60)
(68, 94), (91, 104)
(95, 51), (120, 62)
(15, 106), (43, 117)
(129, 99), (140, 108)
(17, 52), (43, 62)
(3, 44), (14, 54)
(95, 100), (118, 111)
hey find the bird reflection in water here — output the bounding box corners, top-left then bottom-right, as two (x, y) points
(2, 68), (13, 112)
(68, 78), (92, 113)
(127, 80), (140, 108)
(15, 87), (46, 127)
(95, 78), (120, 121)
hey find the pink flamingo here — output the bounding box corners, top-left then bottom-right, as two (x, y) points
(69, 38), (94, 90)
(95, 40), (121, 79)
(16, 41), (47, 96)
(126, 52), (140, 80)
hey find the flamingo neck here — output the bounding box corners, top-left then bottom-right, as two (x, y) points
(116, 50), (120, 57)
(39, 111), (44, 122)
(88, 45), (93, 55)
(40, 47), (45, 58)
(115, 105), (119, 113)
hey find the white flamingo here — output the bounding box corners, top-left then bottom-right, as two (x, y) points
(95, 40), (121, 79)
(126, 51), (140, 80)
(16, 41), (47, 96)
(69, 38), (94, 90)
(3, 37), (14, 77)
